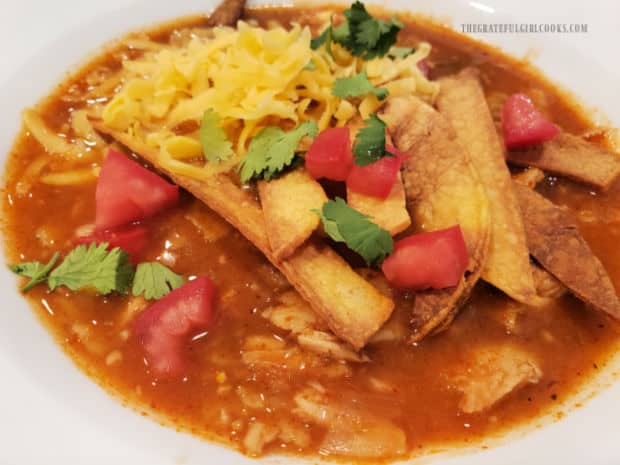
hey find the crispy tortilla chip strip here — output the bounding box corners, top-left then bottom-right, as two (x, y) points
(91, 121), (393, 349)
(507, 132), (620, 190)
(258, 168), (327, 261)
(206, 0), (246, 27)
(437, 68), (541, 305)
(514, 183), (620, 320)
(347, 173), (411, 236)
(382, 96), (491, 342)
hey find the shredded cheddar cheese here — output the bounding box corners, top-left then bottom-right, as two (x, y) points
(99, 21), (438, 181)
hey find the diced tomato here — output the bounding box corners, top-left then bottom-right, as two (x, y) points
(346, 145), (408, 199)
(502, 93), (560, 149)
(96, 150), (179, 231)
(305, 127), (354, 181)
(76, 226), (148, 263)
(133, 277), (217, 377)
(381, 225), (469, 290)
(347, 156), (401, 199)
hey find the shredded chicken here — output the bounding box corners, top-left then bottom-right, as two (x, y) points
(117, 296), (148, 327)
(241, 335), (353, 378)
(455, 345), (542, 414)
(293, 386), (406, 458)
(184, 202), (232, 243)
(512, 167), (546, 189)
(532, 264), (567, 299)
(262, 291), (368, 362)
(278, 420), (311, 449)
(243, 421), (279, 457)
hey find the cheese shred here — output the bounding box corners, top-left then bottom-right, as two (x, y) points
(100, 21), (438, 181)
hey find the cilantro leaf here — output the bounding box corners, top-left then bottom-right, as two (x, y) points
(311, 27), (331, 50)
(200, 109), (233, 164)
(333, 2), (403, 59)
(304, 59), (317, 71)
(239, 120), (318, 183)
(353, 114), (393, 166)
(132, 262), (185, 300)
(310, 209), (345, 242)
(10, 252), (60, 292)
(332, 69), (388, 100)
(331, 22), (350, 44)
(388, 46), (414, 59)
(314, 198), (393, 266)
(48, 243), (134, 295)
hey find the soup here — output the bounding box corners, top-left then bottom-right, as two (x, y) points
(3, 1), (620, 461)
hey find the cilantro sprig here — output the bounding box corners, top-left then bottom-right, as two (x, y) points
(314, 197), (394, 266)
(132, 262), (185, 300)
(312, 1), (403, 60)
(388, 46), (414, 59)
(10, 252), (60, 292)
(48, 244), (134, 295)
(311, 27), (332, 51)
(239, 120), (318, 183)
(332, 69), (388, 100)
(353, 114), (395, 166)
(10, 244), (184, 299)
(200, 109), (234, 164)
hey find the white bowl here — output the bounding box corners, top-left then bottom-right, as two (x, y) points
(1, 1), (620, 464)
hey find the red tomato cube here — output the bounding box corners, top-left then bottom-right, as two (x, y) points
(346, 145), (408, 198)
(381, 225), (469, 290)
(96, 150), (179, 231)
(133, 277), (217, 377)
(502, 93), (560, 149)
(305, 127), (354, 181)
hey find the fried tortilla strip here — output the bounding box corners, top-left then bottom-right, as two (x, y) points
(514, 182), (620, 319)
(258, 169), (327, 261)
(382, 96), (490, 342)
(92, 121), (393, 349)
(347, 173), (411, 236)
(437, 68), (541, 305)
(206, 0), (245, 27)
(508, 132), (620, 190)
(281, 242), (394, 348)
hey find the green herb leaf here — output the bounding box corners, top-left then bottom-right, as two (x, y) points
(304, 59), (317, 71)
(239, 120), (319, 183)
(388, 46), (414, 59)
(200, 109), (233, 164)
(314, 198), (393, 266)
(332, 69), (388, 100)
(48, 243), (134, 295)
(331, 22), (350, 44)
(10, 252), (60, 292)
(353, 114), (392, 166)
(332, 2), (403, 59)
(311, 27), (331, 50)
(132, 262), (185, 300)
